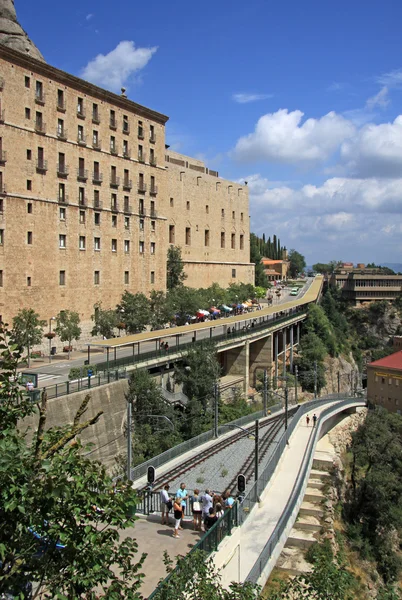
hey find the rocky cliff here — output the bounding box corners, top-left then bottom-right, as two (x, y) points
(0, 0), (45, 61)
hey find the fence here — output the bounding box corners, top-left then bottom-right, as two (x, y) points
(245, 398), (365, 583)
(33, 368), (128, 400)
(148, 502), (238, 599)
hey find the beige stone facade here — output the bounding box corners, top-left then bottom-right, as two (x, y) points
(165, 150), (254, 288)
(0, 47), (253, 347)
(367, 353), (402, 414)
(330, 266), (402, 306)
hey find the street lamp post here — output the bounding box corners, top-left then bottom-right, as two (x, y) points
(48, 316), (56, 363)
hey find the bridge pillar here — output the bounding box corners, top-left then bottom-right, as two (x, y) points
(224, 342), (249, 394)
(297, 322), (300, 345)
(282, 329), (287, 377)
(249, 335), (272, 387)
(289, 326), (294, 372)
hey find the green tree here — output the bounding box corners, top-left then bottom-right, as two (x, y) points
(167, 245), (187, 290)
(117, 291), (151, 334)
(55, 310), (81, 359)
(149, 290), (172, 330)
(167, 286), (201, 326)
(12, 308), (46, 367)
(198, 283), (228, 309)
(288, 248), (306, 278)
(0, 323), (146, 598)
(295, 331), (327, 393)
(174, 342), (221, 411)
(91, 302), (119, 339)
(250, 233), (269, 287)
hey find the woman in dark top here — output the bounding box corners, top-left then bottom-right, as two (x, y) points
(173, 497), (182, 538)
(204, 507), (218, 532)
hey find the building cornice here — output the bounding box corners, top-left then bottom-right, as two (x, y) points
(0, 46), (169, 125)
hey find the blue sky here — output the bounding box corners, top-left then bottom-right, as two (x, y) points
(19, 0), (402, 265)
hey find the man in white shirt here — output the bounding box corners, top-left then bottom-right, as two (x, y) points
(160, 483), (171, 525)
(201, 489), (213, 520)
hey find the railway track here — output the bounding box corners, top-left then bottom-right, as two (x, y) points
(147, 412), (292, 493)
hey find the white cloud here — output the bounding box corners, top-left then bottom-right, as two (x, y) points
(366, 86), (389, 110)
(341, 116), (402, 178)
(327, 82), (344, 92)
(377, 68), (402, 88)
(233, 109), (355, 165)
(86, 13), (94, 21)
(80, 41), (157, 92)
(232, 93), (273, 104)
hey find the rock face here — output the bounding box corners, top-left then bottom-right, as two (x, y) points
(0, 0), (45, 61)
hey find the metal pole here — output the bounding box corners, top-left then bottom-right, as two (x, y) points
(87, 345), (90, 365)
(254, 419), (259, 483)
(214, 383), (219, 439)
(337, 371), (340, 395)
(127, 401), (132, 481)
(314, 360), (317, 398)
(285, 386), (288, 433)
(294, 365), (298, 403)
(274, 333), (278, 388)
(282, 329), (286, 378)
(263, 368), (268, 417)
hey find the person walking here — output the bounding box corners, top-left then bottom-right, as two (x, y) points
(312, 413), (317, 427)
(190, 488), (202, 531)
(160, 483), (171, 525)
(176, 482), (188, 529)
(306, 415), (310, 427)
(172, 497), (182, 538)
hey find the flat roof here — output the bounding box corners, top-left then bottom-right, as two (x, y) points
(88, 276), (323, 349)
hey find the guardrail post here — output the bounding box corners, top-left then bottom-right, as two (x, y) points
(66, 381), (69, 395)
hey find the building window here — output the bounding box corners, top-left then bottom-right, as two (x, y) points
(124, 271), (129, 284)
(125, 216), (130, 229)
(77, 97), (84, 116)
(151, 220), (156, 232)
(221, 208), (225, 217)
(94, 270), (100, 285)
(221, 232), (225, 248)
(0, 270), (3, 286)
(94, 212), (100, 226)
(123, 115), (129, 133)
(59, 207), (66, 220)
(27, 180), (32, 191)
(79, 210), (85, 224)
(206, 205), (209, 214)
(240, 234), (244, 250)
(0, 230), (3, 245)
(186, 201), (190, 210)
(57, 89), (65, 109)
(170, 197), (174, 207)
(25, 107), (31, 119)
(25, 76), (30, 88)
(78, 187), (85, 206)
(150, 124), (155, 142)
(79, 236), (86, 250)
(204, 229), (210, 247)
(92, 103), (99, 122)
(124, 240), (130, 253)
(112, 214), (117, 227)
(27, 231), (32, 245)
(150, 242), (156, 254)
(59, 270), (66, 286)
(110, 109), (116, 128)
(27, 149), (32, 160)
(27, 203), (33, 214)
(150, 271), (155, 284)
(59, 234), (66, 248)
(232, 211), (235, 219)
(111, 239), (117, 252)
(231, 233), (235, 249)
(77, 125), (84, 142)
(185, 227), (191, 246)
(138, 121), (144, 138)
(241, 212), (244, 222)
(139, 241), (144, 254)
(94, 237), (101, 251)
(139, 218), (144, 231)
(35, 80), (43, 100)
(169, 225), (175, 244)
(58, 183), (66, 201)
(232, 269), (236, 278)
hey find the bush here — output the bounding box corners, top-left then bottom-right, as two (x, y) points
(68, 364), (97, 380)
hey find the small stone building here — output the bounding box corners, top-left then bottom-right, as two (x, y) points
(367, 351), (402, 414)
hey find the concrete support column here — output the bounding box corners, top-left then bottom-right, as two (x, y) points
(244, 341), (250, 394)
(223, 341), (250, 395)
(274, 333), (278, 387)
(290, 326), (294, 372)
(249, 334), (272, 387)
(282, 329), (287, 377)
(297, 322), (300, 345)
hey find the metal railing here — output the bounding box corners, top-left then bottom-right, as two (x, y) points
(245, 397), (364, 583)
(40, 368), (127, 400)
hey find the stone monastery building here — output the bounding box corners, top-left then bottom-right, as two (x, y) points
(0, 1), (254, 338)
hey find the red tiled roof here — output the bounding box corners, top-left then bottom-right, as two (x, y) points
(369, 350), (402, 370)
(261, 259), (283, 265)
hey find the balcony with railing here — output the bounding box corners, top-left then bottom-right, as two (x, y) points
(149, 184), (158, 195)
(138, 152), (146, 164)
(77, 107), (86, 119)
(0, 110), (4, 124)
(78, 196), (88, 208)
(111, 202), (119, 213)
(139, 205), (146, 217)
(110, 176), (120, 188)
(150, 209), (158, 218)
(123, 148), (131, 159)
(56, 127), (68, 141)
(0, 151), (7, 165)
(138, 181), (147, 193)
(110, 145), (118, 156)
(149, 155), (157, 166)
(150, 134), (156, 143)
(123, 202), (132, 214)
(35, 91), (45, 105)
(94, 198), (103, 210)
(77, 168), (88, 182)
(92, 112), (100, 124)
(36, 159), (48, 173)
(0, 183), (6, 195)
(77, 134), (87, 146)
(57, 100), (66, 112)
(138, 128), (144, 140)
(92, 171), (103, 185)
(123, 123), (130, 135)
(58, 194), (69, 205)
(57, 164), (69, 178)
(110, 117), (117, 130)
(35, 121), (46, 135)
(92, 139), (102, 151)
(123, 178), (132, 191)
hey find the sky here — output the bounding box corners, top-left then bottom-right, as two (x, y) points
(17, 0), (402, 265)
